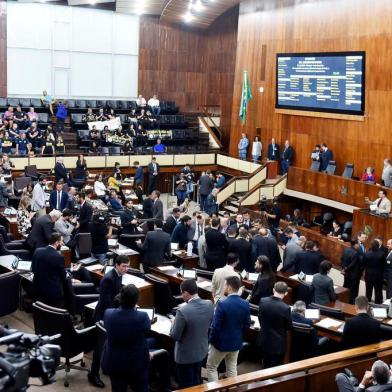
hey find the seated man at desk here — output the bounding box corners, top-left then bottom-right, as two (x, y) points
(341, 296), (381, 349)
(365, 190), (391, 214)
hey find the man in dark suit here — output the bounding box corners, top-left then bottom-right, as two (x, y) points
(152, 190), (163, 221)
(228, 227), (252, 271)
(147, 157), (160, 194)
(320, 143), (333, 172)
(32, 232), (67, 308)
(170, 279), (214, 388)
(281, 139), (294, 174)
(54, 157), (68, 183)
(341, 240), (362, 304)
(363, 240), (385, 304)
(133, 160), (144, 187)
(267, 137), (280, 161)
(171, 215), (192, 249)
(207, 276), (251, 381)
(281, 240), (321, 275)
(251, 228), (281, 272)
(385, 239), (392, 299)
(199, 170), (213, 212)
(140, 220), (171, 272)
(163, 207), (180, 235)
(205, 217), (229, 270)
(258, 281), (292, 368)
(311, 260), (337, 305)
(89, 255), (130, 388)
(342, 296), (381, 349)
(27, 210), (61, 249)
(78, 192), (93, 233)
(49, 181), (68, 211)
(101, 284), (150, 392)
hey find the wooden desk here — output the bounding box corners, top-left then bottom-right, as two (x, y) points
(88, 266), (154, 307)
(112, 244), (141, 269)
(172, 251), (199, 269)
(61, 246), (72, 268)
(6, 216), (21, 240)
(353, 209), (392, 244)
(280, 220), (350, 268)
(266, 160), (278, 179)
(276, 271), (351, 303)
(287, 166), (388, 209)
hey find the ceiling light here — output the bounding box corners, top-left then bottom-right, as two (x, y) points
(89, 0), (96, 4)
(135, 8), (144, 15)
(192, 0), (203, 12)
(183, 11), (194, 23)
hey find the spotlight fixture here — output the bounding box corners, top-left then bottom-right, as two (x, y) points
(183, 11), (194, 23)
(192, 0), (203, 12)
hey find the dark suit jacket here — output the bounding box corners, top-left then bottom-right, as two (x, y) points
(281, 146), (294, 161)
(342, 313), (381, 349)
(141, 229), (171, 266)
(205, 194), (218, 216)
(32, 246), (67, 301)
(209, 294), (251, 352)
(134, 166), (144, 184)
(320, 149), (333, 171)
(148, 162), (160, 177)
(199, 174), (213, 196)
(363, 249), (385, 282)
(142, 197), (153, 219)
(310, 273), (337, 305)
(78, 201), (93, 233)
(94, 268), (122, 321)
(26, 215), (54, 249)
(228, 237), (252, 271)
(171, 223), (189, 248)
(102, 308), (150, 375)
(205, 229), (229, 269)
(54, 162), (68, 182)
(49, 190), (69, 211)
(282, 250), (321, 275)
(152, 199), (163, 220)
(251, 235), (281, 272)
(267, 143), (280, 161)
(341, 247), (362, 279)
(249, 273), (274, 304)
(258, 296), (292, 355)
(163, 216), (177, 235)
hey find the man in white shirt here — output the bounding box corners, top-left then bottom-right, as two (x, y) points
(190, 214), (204, 252)
(136, 94), (146, 108)
(148, 94), (160, 116)
(211, 253), (241, 303)
(31, 177), (47, 217)
(365, 190), (391, 214)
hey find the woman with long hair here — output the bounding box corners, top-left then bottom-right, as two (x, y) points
(248, 255), (276, 304)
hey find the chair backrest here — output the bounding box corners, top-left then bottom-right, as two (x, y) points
(249, 303), (259, 316)
(0, 98), (7, 107)
(118, 101), (128, 110)
(75, 233), (92, 258)
(76, 100), (87, 109)
(71, 113), (83, 123)
(96, 100), (107, 108)
(24, 165), (38, 177)
(30, 98), (42, 108)
(310, 161), (320, 172)
(100, 147), (109, 155)
(14, 176), (32, 192)
(298, 280), (313, 305)
(194, 268), (213, 280)
(109, 146), (121, 155)
(325, 160), (336, 175)
(67, 99), (76, 108)
(309, 303), (345, 320)
(20, 98), (31, 108)
(290, 321), (316, 362)
(8, 98), (20, 107)
(127, 267), (144, 279)
(342, 163), (354, 178)
(95, 321), (107, 361)
(323, 212), (334, 222)
(87, 100), (96, 109)
(39, 113), (49, 122)
(128, 101), (137, 110)
(144, 274), (174, 314)
(0, 271), (21, 317)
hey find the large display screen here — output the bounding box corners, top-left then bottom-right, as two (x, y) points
(276, 52), (365, 115)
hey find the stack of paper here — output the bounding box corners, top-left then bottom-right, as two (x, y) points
(197, 281), (211, 289)
(373, 308), (387, 319)
(158, 266), (177, 271)
(84, 264), (103, 272)
(305, 309), (320, 320)
(315, 318), (343, 329)
(151, 319), (172, 337)
(122, 274), (146, 287)
(251, 315), (260, 330)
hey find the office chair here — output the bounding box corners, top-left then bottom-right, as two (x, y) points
(342, 163), (354, 178)
(144, 274), (183, 315)
(19, 98), (31, 108)
(310, 161), (321, 172)
(325, 160), (337, 175)
(290, 321), (317, 361)
(308, 303), (345, 320)
(342, 221), (353, 241)
(0, 235), (31, 259)
(76, 100), (87, 109)
(24, 165), (44, 180)
(193, 268), (213, 280)
(86, 100), (97, 109)
(65, 280), (99, 318)
(74, 233), (92, 260)
(127, 267), (145, 279)
(67, 99), (76, 109)
(32, 302), (96, 387)
(0, 271), (21, 317)
(298, 280), (313, 305)
(100, 147), (109, 155)
(313, 212), (334, 229)
(249, 303), (259, 316)
(13, 176), (32, 196)
(30, 98), (42, 108)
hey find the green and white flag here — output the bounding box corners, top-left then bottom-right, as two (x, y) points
(239, 70), (252, 124)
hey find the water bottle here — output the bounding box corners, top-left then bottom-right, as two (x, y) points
(186, 242), (193, 257)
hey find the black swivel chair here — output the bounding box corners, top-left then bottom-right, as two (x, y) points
(290, 321), (317, 361)
(193, 268), (213, 280)
(13, 176), (32, 196)
(24, 165), (44, 181)
(32, 301), (96, 387)
(0, 236), (31, 259)
(144, 274), (183, 315)
(65, 280), (99, 318)
(298, 280), (313, 305)
(249, 303), (259, 316)
(0, 271), (21, 317)
(325, 160), (337, 175)
(342, 163), (354, 178)
(74, 233), (92, 260)
(308, 303), (345, 320)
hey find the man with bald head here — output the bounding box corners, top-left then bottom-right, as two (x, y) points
(251, 227), (281, 271)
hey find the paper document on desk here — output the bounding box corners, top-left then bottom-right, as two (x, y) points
(305, 309), (320, 320)
(373, 308), (387, 319)
(108, 239), (118, 247)
(172, 250), (183, 256)
(84, 264), (103, 272)
(122, 274), (146, 287)
(384, 299), (391, 306)
(151, 319), (172, 337)
(197, 281), (211, 289)
(305, 275), (313, 283)
(158, 266), (177, 271)
(315, 318), (343, 329)
(251, 315), (260, 330)
(116, 248), (137, 256)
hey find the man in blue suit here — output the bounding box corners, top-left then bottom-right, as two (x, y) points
(49, 181), (69, 211)
(320, 143), (333, 171)
(102, 284), (150, 392)
(134, 160), (144, 187)
(207, 276), (251, 381)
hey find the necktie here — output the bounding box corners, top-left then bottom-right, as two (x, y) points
(197, 224), (202, 239)
(377, 198), (382, 207)
(57, 191), (61, 210)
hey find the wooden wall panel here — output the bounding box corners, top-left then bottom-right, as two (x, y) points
(0, 1), (6, 98)
(138, 6), (238, 148)
(229, 0), (392, 176)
